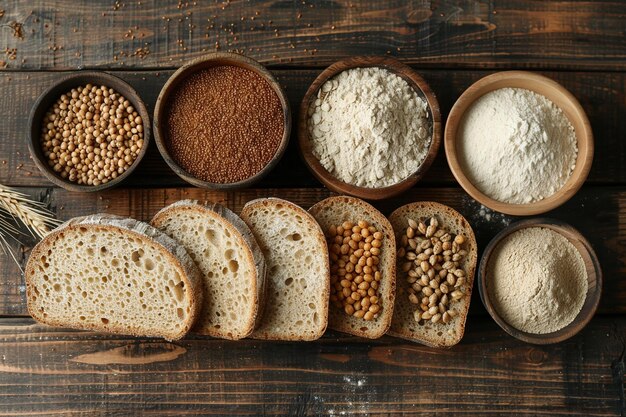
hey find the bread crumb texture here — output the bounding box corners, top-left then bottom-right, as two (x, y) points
(27, 225), (194, 338)
(154, 207), (256, 339)
(309, 196), (395, 338)
(243, 200), (328, 340)
(387, 202), (477, 347)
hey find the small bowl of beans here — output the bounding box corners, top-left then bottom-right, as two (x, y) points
(28, 72), (150, 192)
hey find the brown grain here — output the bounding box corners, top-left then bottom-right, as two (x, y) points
(400, 217), (468, 325)
(165, 65), (284, 184)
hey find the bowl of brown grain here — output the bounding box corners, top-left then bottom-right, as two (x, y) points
(153, 53), (292, 190)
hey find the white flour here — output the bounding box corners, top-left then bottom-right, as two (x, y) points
(487, 227), (588, 334)
(458, 88), (577, 204)
(309, 67), (431, 188)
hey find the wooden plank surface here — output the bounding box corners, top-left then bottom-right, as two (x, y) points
(2, 68), (626, 188)
(0, 185), (623, 317)
(0, 316), (624, 416)
(2, 1), (626, 71)
(2, 1), (625, 415)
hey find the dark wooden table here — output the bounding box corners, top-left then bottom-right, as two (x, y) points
(1, 1), (625, 415)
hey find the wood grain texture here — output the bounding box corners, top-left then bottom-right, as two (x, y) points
(1, 68), (626, 188)
(1, 1), (625, 415)
(0, 186), (623, 317)
(2, 1), (626, 71)
(0, 316), (623, 416)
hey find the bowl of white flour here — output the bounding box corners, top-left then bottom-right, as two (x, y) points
(478, 218), (602, 344)
(298, 56), (441, 200)
(444, 71), (593, 215)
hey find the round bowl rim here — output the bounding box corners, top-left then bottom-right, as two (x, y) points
(297, 55), (441, 201)
(477, 217), (603, 344)
(27, 71), (151, 193)
(152, 52), (292, 190)
(444, 70), (594, 215)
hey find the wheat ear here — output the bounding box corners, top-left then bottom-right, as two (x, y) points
(0, 185), (61, 239)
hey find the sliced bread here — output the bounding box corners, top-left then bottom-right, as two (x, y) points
(151, 200), (266, 340)
(25, 214), (203, 340)
(239, 198), (329, 341)
(388, 202), (477, 347)
(308, 196), (396, 339)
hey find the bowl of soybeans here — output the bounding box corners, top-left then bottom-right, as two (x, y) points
(28, 72), (151, 192)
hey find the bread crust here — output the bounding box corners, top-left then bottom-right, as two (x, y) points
(25, 214), (203, 341)
(151, 200), (266, 339)
(308, 196), (396, 339)
(241, 197), (330, 341)
(387, 202), (477, 347)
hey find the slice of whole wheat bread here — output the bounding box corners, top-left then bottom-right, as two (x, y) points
(388, 202), (477, 347)
(240, 198), (329, 341)
(151, 200), (266, 340)
(25, 214), (203, 341)
(308, 196), (396, 339)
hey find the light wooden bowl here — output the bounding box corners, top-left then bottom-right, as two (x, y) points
(298, 56), (441, 200)
(478, 218), (602, 344)
(445, 71), (593, 215)
(153, 53), (291, 190)
(28, 72), (151, 192)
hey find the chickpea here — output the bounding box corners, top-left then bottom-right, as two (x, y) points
(327, 221), (384, 321)
(40, 84), (143, 185)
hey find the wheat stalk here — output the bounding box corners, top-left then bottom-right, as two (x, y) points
(0, 185), (62, 270)
(0, 185), (61, 239)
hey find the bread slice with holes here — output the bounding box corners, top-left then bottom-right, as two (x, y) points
(151, 200), (266, 340)
(308, 196), (396, 339)
(388, 202), (477, 348)
(239, 198), (329, 341)
(25, 214), (203, 341)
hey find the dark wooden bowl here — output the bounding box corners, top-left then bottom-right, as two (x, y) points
(298, 56), (441, 200)
(445, 71), (593, 215)
(478, 218), (602, 344)
(28, 72), (151, 192)
(153, 53), (291, 189)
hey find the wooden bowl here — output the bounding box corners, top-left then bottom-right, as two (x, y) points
(28, 72), (151, 192)
(153, 53), (291, 189)
(298, 56), (441, 200)
(445, 71), (593, 215)
(478, 218), (602, 344)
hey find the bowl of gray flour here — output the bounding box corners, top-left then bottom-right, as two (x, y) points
(478, 218), (602, 344)
(444, 71), (593, 215)
(298, 56), (441, 200)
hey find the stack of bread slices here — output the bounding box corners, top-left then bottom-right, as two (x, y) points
(25, 197), (476, 347)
